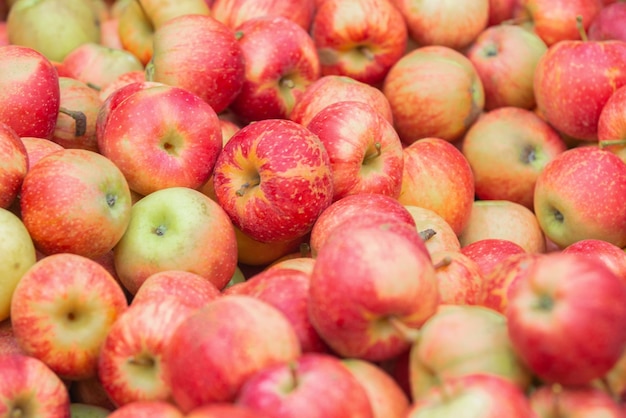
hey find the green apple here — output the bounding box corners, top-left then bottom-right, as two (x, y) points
(7, 0), (101, 62)
(0, 208), (36, 321)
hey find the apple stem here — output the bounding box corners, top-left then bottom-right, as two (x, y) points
(433, 256), (453, 270)
(358, 45), (375, 61)
(58, 107), (87, 137)
(234, 31), (244, 41)
(550, 383), (563, 417)
(419, 228), (437, 242)
(576, 15), (588, 42)
(387, 315), (420, 343)
(299, 242), (312, 257)
(236, 176), (261, 197)
(86, 82), (101, 91)
(280, 76), (296, 90)
(145, 60), (155, 82)
(599, 138), (626, 148)
(362, 142), (382, 164)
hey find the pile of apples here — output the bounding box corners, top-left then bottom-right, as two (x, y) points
(3, 0), (626, 416)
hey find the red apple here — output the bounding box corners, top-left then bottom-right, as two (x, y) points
(20, 136), (64, 169)
(588, 1), (626, 42)
(187, 403), (272, 418)
(236, 353), (375, 418)
(98, 84), (223, 196)
(430, 250), (485, 306)
(234, 225), (307, 267)
(466, 24), (548, 111)
(0, 353), (71, 417)
(598, 84), (626, 163)
(308, 220), (439, 361)
(399, 137), (475, 236)
(213, 118), (334, 243)
(460, 238), (527, 279)
(162, 295), (302, 411)
(561, 238), (626, 284)
(0, 45), (60, 139)
(306, 100), (404, 201)
(210, 0), (316, 31)
(289, 74), (393, 126)
(404, 205), (461, 256)
(150, 13), (245, 114)
(131, 270), (222, 307)
(105, 401), (184, 418)
(488, 0), (518, 25)
(383, 45), (485, 144)
(311, 0), (407, 86)
(391, 0), (489, 51)
(228, 15), (320, 123)
(0, 319), (25, 356)
(10, 253), (129, 380)
(506, 252), (626, 386)
(98, 70), (146, 102)
(0, 122), (27, 209)
(533, 146), (626, 248)
(461, 106), (567, 209)
(529, 384), (624, 417)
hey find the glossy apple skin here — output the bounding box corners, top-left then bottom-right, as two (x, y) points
(534, 146), (626, 248)
(228, 15), (320, 123)
(151, 14), (245, 114)
(399, 137), (475, 236)
(466, 25), (547, 111)
(213, 118), (333, 243)
(163, 295), (301, 411)
(20, 136), (64, 170)
(99, 84), (223, 196)
(561, 239), (626, 285)
(306, 100), (404, 201)
(211, 0), (316, 31)
(236, 353), (374, 418)
(0, 353), (71, 418)
(529, 385), (624, 417)
(533, 38), (626, 141)
(460, 238), (527, 279)
(308, 221), (439, 361)
(383, 45), (484, 144)
(506, 252), (626, 386)
(225, 268), (329, 353)
(0, 122), (27, 209)
(311, 0), (407, 85)
(20, 148), (132, 259)
(461, 107), (566, 209)
(0, 45), (60, 139)
(10, 253), (129, 380)
(588, 1), (626, 42)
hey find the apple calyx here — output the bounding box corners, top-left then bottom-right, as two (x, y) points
(362, 142), (382, 165)
(8, 399), (31, 418)
(419, 228), (437, 242)
(534, 293), (554, 312)
(520, 144), (538, 165)
(483, 41), (499, 58)
(58, 107), (87, 137)
(576, 15), (588, 42)
(153, 224), (167, 236)
(387, 315), (421, 343)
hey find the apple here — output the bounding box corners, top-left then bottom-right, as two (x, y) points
(409, 305), (533, 399)
(506, 252), (626, 386)
(529, 384), (624, 417)
(212, 118), (334, 243)
(7, 0), (101, 62)
(534, 145), (626, 249)
(306, 100), (404, 201)
(461, 106), (567, 209)
(113, 187), (238, 294)
(561, 239), (626, 285)
(53, 77), (103, 152)
(20, 136), (64, 169)
(430, 250), (485, 306)
(598, 84), (626, 163)
(513, 0), (602, 46)
(187, 403), (273, 418)
(60, 42), (144, 92)
(117, 0), (210, 65)
(308, 220), (439, 361)
(398, 137), (475, 236)
(459, 200), (546, 254)
(460, 238), (527, 279)
(341, 358), (410, 418)
(0, 45), (60, 139)
(603, 349), (626, 403)
(383, 46), (484, 144)
(0, 122), (28, 209)
(289, 74), (394, 127)
(131, 270), (222, 308)
(149, 13), (245, 114)
(466, 25), (548, 111)
(162, 295), (302, 411)
(100, 14), (123, 50)
(309, 192), (416, 257)
(210, 0), (316, 31)
(19, 148), (132, 259)
(488, 0), (518, 25)
(228, 16), (319, 123)
(70, 403), (112, 418)
(69, 376), (117, 411)
(236, 353), (375, 418)
(588, 1), (626, 42)
(234, 225), (307, 267)
(224, 267), (329, 353)
(0, 319), (25, 356)
(533, 30), (626, 141)
(0, 353), (71, 417)
(98, 84), (223, 196)
(0, 208), (36, 322)
(404, 205), (461, 256)
(391, 0), (489, 51)
(98, 70), (146, 102)
(311, 0), (407, 86)
(10, 253), (129, 380)
(105, 401), (184, 418)
(406, 373), (536, 418)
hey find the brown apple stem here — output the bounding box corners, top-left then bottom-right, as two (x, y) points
(433, 256), (453, 270)
(299, 242), (312, 257)
(362, 142), (382, 164)
(358, 45), (375, 61)
(576, 15), (588, 42)
(599, 138), (626, 148)
(419, 228), (437, 242)
(236, 176), (261, 197)
(58, 107), (87, 137)
(387, 315), (420, 343)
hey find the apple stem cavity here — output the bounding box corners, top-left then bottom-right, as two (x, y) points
(387, 315), (420, 343)
(236, 176), (261, 197)
(357, 45), (375, 61)
(362, 142), (382, 165)
(106, 193), (117, 209)
(280, 76), (296, 90)
(576, 15), (588, 42)
(58, 107), (87, 137)
(535, 293), (554, 311)
(419, 228), (437, 242)
(521, 145), (537, 164)
(128, 353), (156, 369)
